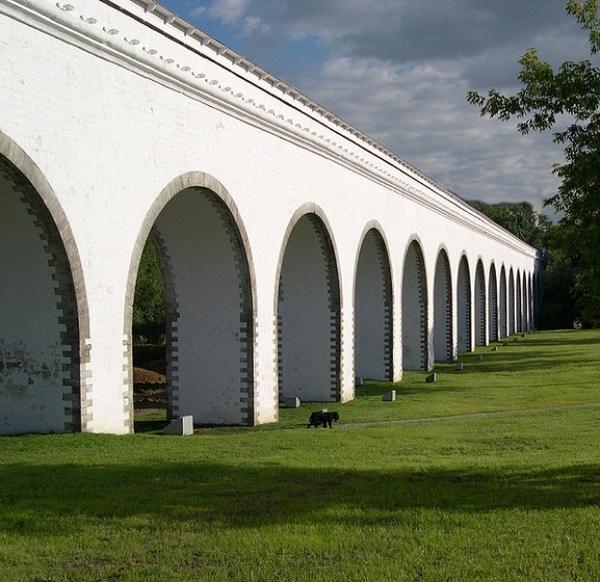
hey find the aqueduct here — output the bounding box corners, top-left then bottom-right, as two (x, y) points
(0, 0), (542, 434)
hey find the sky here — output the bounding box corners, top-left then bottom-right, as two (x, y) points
(158, 0), (597, 215)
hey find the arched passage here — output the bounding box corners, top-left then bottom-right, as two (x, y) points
(522, 272), (529, 331)
(128, 176), (255, 427)
(529, 273), (535, 330)
(474, 260), (487, 347)
(0, 143), (85, 434)
(457, 256), (471, 353)
(402, 239), (429, 370)
(516, 271), (523, 332)
(278, 212), (341, 402)
(355, 228), (393, 381)
(488, 264), (499, 343)
(433, 249), (453, 361)
(499, 266), (508, 339)
(508, 269), (516, 335)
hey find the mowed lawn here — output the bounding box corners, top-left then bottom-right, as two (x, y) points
(1, 329), (600, 581)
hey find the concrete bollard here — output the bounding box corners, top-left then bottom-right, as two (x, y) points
(284, 396), (301, 408)
(163, 415), (194, 436)
(382, 390), (396, 401)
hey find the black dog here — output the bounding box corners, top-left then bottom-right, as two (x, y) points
(307, 410), (339, 428)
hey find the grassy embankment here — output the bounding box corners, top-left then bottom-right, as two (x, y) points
(1, 328), (599, 581)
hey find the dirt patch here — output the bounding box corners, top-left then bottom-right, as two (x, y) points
(134, 360), (166, 414)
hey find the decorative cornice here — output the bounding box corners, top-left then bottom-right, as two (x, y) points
(2, 0), (538, 257)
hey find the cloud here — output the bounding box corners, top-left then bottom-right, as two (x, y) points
(176, 0), (591, 213)
(191, 0), (251, 25)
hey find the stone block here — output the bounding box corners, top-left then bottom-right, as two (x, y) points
(425, 373), (436, 383)
(355, 376), (364, 387)
(454, 362), (464, 371)
(476, 355), (484, 361)
(491, 346), (498, 351)
(163, 415), (194, 436)
(284, 396), (301, 408)
(382, 390), (396, 401)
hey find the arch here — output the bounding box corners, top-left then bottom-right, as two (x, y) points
(474, 260), (487, 347)
(488, 263), (499, 343)
(433, 248), (453, 361)
(499, 266), (508, 339)
(522, 271), (529, 332)
(508, 268), (516, 335)
(528, 272), (535, 330)
(126, 172), (256, 427)
(402, 238), (429, 370)
(276, 207), (341, 402)
(457, 255), (472, 353)
(516, 270), (523, 332)
(0, 131), (89, 434)
(354, 225), (393, 381)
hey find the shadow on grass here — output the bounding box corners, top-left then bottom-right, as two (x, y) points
(2, 460), (599, 533)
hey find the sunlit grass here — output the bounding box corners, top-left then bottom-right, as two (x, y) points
(1, 328), (600, 581)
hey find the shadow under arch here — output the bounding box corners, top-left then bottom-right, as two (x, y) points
(275, 204), (341, 402)
(474, 259), (487, 347)
(499, 265), (508, 339)
(0, 130), (89, 434)
(126, 172), (257, 428)
(402, 237), (429, 371)
(508, 268), (516, 335)
(457, 254), (472, 353)
(488, 262), (499, 343)
(433, 246), (453, 362)
(354, 222), (393, 381)
(516, 269), (523, 333)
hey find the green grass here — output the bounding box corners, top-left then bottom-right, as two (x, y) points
(2, 329), (600, 581)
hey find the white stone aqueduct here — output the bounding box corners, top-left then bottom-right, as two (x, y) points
(0, 0), (542, 435)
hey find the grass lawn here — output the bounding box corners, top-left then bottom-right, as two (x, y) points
(1, 329), (600, 581)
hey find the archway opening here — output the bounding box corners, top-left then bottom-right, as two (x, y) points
(488, 265), (499, 343)
(457, 256), (471, 353)
(0, 155), (80, 434)
(433, 250), (453, 361)
(132, 238), (167, 418)
(402, 240), (428, 370)
(474, 260), (487, 347)
(509, 270), (516, 335)
(523, 272), (529, 331)
(499, 267), (508, 339)
(132, 186), (254, 427)
(516, 272), (523, 332)
(278, 214), (340, 402)
(355, 229), (393, 381)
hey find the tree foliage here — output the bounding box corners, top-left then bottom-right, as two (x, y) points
(467, 0), (600, 325)
(133, 239), (165, 343)
(468, 200), (550, 249)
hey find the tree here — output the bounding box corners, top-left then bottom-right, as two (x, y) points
(468, 200), (551, 249)
(133, 239), (165, 344)
(467, 0), (600, 325)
